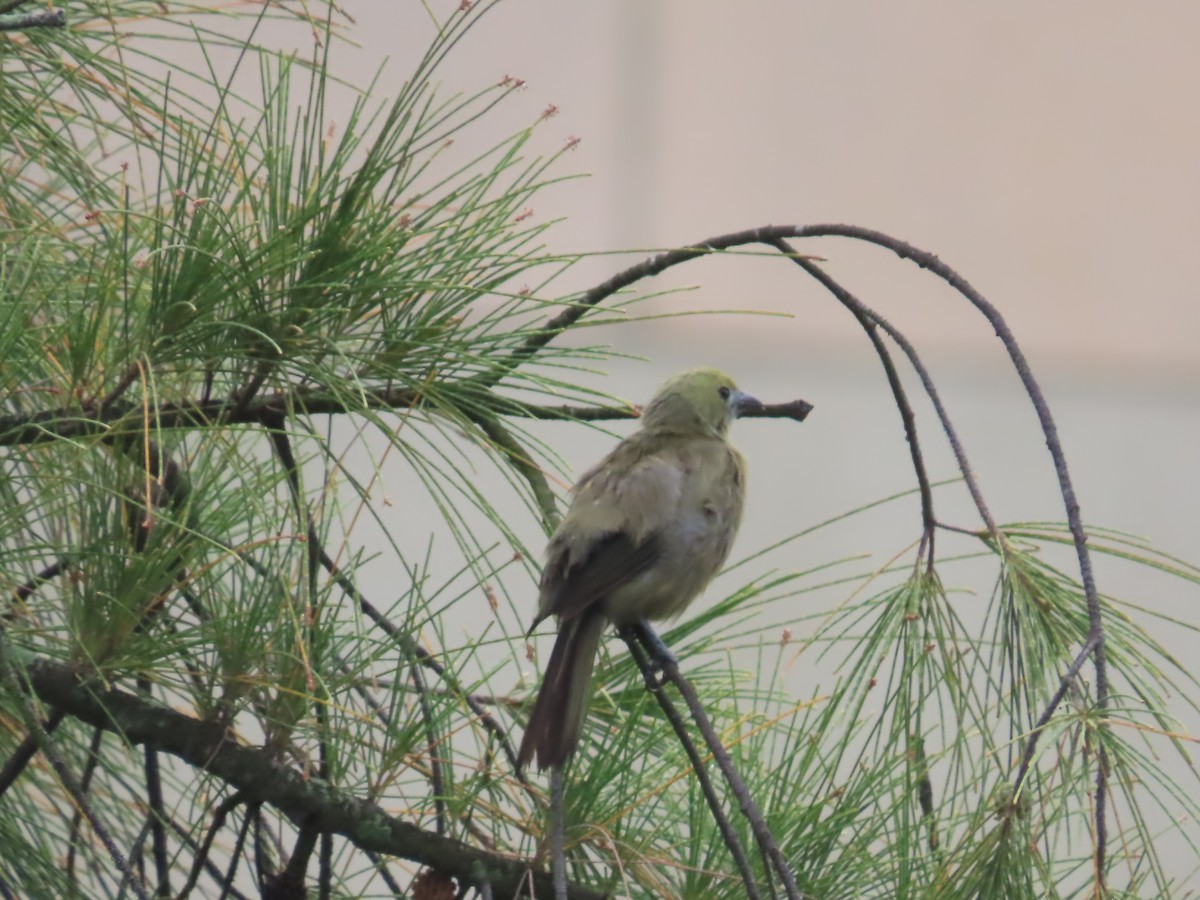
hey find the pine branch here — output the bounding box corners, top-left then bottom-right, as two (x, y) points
(5, 651), (606, 900)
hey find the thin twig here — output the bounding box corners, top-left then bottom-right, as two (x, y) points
(631, 623), (803, 899)
(140, 679), (172, 898)
(411, 661), (449, 836)
(252, 808), (275, 892)
(220, 804), (256, 900)
(0, 707), (65, 798)
(363, 849), (405, 896)
(509, 399), (814, 425)
(794, 223), (1109, 878)
(8, 558), (67, 609)
(772, 247), (937, 567)
(911, 734), (940, 856)
(317, 721), (334, 900)
(177, 792), (247, 900)
(617, 626), (764, 900)
(264, 416), (454, 837)
(767, 242), (1000, 544)
(1012, 637), (1097, 794)
(99, 362), (145, 414)
(66, 726), (106, 886)
(166, 815), (252, 900)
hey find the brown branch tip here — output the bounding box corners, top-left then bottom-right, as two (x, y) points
(749, 398), (814, 423)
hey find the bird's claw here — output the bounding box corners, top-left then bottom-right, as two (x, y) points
(641, 625), (679, 672)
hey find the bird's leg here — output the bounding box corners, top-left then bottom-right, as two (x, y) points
(637, 622), (679, 670)
(618, 624), (676, 690)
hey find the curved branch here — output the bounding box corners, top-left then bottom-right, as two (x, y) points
(789, 223), (1109, 875)
(479, 230), (808, 386)
(484, 221), (1104, 882)
(766, 240), (999, 543)
(764, 243), (938, 564)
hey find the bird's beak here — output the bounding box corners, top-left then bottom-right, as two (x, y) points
(730, 390), (763, 418)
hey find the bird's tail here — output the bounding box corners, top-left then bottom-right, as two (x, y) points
(517, 611), (605, 770)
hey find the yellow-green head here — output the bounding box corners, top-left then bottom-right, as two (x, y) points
(640, 367), (761, 437)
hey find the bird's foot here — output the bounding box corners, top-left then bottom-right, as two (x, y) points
(640, 624), (679, 671)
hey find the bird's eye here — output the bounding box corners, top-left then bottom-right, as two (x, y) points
(717, 386), (731, 400)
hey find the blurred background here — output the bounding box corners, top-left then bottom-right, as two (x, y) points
(155, 0), (1199, 887)
(324, 0), (1200, 674)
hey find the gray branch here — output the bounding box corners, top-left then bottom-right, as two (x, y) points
(6, 652), (605, 900)
(0, 8), (65, 30)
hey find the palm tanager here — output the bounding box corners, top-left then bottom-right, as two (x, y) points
(517, 367), (760, 770)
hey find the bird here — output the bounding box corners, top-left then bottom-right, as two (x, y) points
(517, 367), (760, 770)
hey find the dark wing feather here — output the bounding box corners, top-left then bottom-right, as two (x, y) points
(533, 530), (662, 629)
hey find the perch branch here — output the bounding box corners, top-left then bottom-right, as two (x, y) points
(618, 625), (764, 900)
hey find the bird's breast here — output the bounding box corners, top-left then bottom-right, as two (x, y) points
(602, 495), (734, 624)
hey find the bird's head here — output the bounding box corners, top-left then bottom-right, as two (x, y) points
(640, 367), (761, 437)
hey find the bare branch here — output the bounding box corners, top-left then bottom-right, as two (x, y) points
(0, 7), (64, 30)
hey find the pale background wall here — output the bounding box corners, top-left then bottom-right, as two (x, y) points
(329, 0), (1200, 656)
(350, 1), (1200, 369)
(201, 0), (1200, 886)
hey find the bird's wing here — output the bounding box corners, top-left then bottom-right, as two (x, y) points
(536, 530), (662, 628)
(533, 436), (684, 627)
